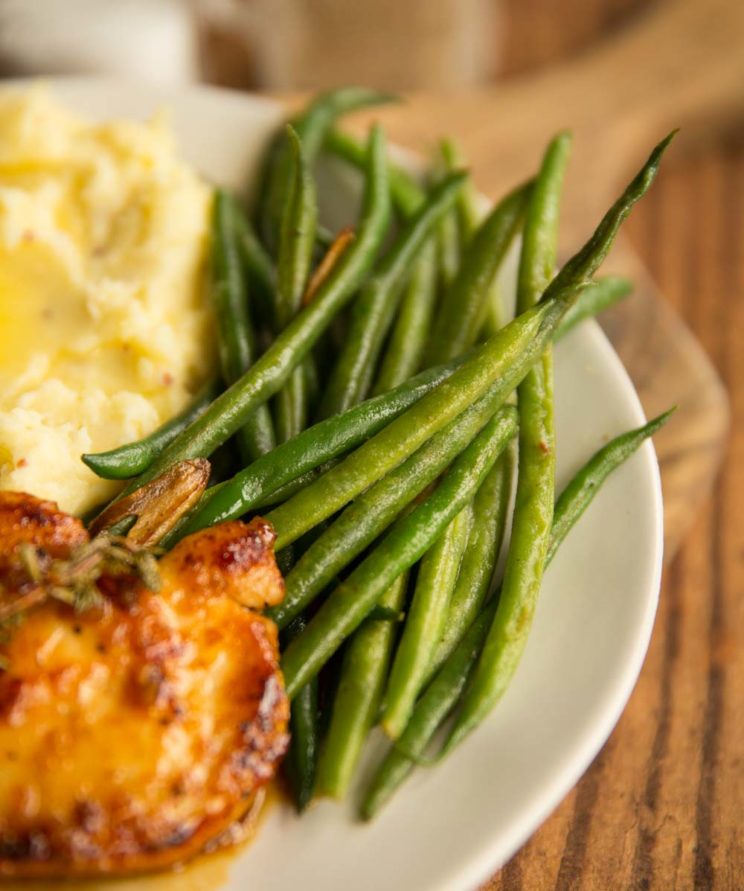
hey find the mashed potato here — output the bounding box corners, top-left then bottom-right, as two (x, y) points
(0, 86), (214, 515)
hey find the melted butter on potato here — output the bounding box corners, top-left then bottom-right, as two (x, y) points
(0, 86), (214, 515)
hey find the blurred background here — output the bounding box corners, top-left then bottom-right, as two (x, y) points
(0, 0), (695, 90)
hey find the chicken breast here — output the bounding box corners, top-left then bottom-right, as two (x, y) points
(0, 492), (289, 877)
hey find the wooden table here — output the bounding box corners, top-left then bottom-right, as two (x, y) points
(483, 126), (743, 891)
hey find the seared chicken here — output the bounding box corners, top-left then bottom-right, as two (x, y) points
(0, 491), (289, 877)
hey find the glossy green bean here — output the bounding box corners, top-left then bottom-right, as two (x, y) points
(425, 441), (516, 682)
(232, 203), (276, 332)
(548, 408), (675, 563)
(440, 137), (482, 242)
(381, 505), (473, 739)
(268, 402), (518, 629)
(210, 189), (276, 461)
(540, 131), (676, 304)
(82, 378), (221, 480)
(554, 276), (632, 340)
(283, 616), (320, 812)
(435, 196), (460, 291)
(119, 126), (391, 497)
(361, 596), (496, 820)
(324, 128), (425, 217)
(273, 126), (318, 443)
(426, 180), (533, 364)
(256, 88), (395, 250)
(315, 572), (409, 800)
(276, 126), (318, 325)
(164, 356), (470, 546)
(442, 131), (571, 754)
(360, 409), (674, 817)
(267, 286), (574, 551)
(274, 370), (308, 444)
(372, 241), (438, 394)
(319, 171), (467, 418)
(280, 408), (520, 699)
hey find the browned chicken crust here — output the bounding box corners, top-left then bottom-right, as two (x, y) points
(0, 492), (289, 877)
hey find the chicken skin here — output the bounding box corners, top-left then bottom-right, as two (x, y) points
(0, 491), (289, 877)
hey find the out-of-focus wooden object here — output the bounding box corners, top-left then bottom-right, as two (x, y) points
(241, 0), (497, 90)
(304, 0), (741, 559)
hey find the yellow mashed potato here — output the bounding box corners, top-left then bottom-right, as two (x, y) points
(0, 87), (214, 515)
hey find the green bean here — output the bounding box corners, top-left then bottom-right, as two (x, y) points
(372, 241), (438, 394)
(434, 139), (472, 289)
(324, 128), (425, 217)
(442, 131), (571, 755)
(319, 171), (467, 418)
(478, 286), (506, 341)
(360, 409), (674, 818)
(540, 131), (676, 304)
(303, 351), (321, 414)
(435, 194), (460, 291)
(280, 408), (519, 699)
(548, 408), (675, 563)
(164, 356), (470, 546)
(268, 401), (518, 629)
(366, 603), (406, 623)
(315, 572), (409, 800)
(273, 126), (318, 444)
(426, 180), (533, 364)
(210, 189), (276, 461)
(283, 616), (320, 812)
(276, 125), (318, 325)
(249, 465), (324, 510)
(361, 597), (496, 820)
(554, 276), (632, 340)
(381, 505), (473, 739)
(268, 285), (575, 551)
(425, 441), (516, 682)
(256, 88), (395, 250)
(440, 137), (482, 242)
(82, 378), (221, 480)
(119, 125), (391, 497)
(232, 203), (276, 333)
(274, 370), (309, 445)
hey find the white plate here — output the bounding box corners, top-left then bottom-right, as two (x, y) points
(5, 78), (664, 891)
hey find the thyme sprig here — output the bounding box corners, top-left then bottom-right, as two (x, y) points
(0, 534), (161, 629)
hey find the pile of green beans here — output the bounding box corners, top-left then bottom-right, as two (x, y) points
(361, 409), (674, 818)
(82, 90), (675, 819)
(440, 131), (572, 756)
